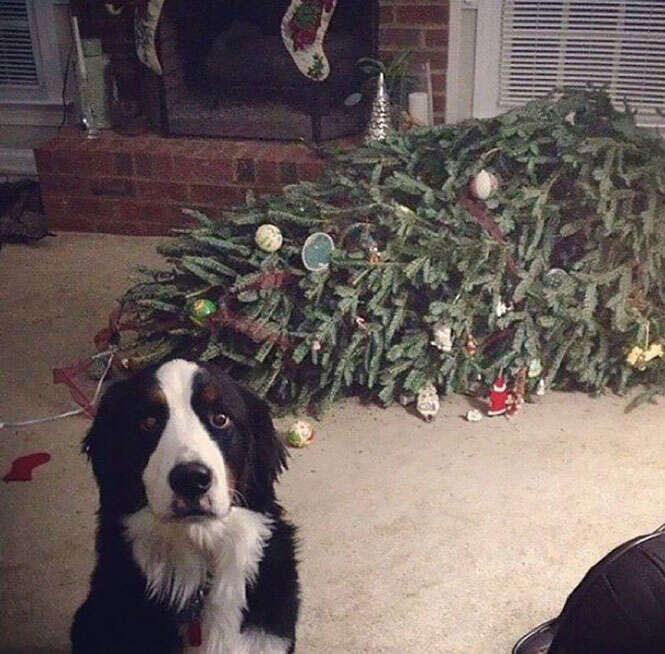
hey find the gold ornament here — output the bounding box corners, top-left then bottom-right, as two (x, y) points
(400, 111), (418, 132)
(627, 343), (663, 370)
(254, 224), (283, 253)
(626, 323), (663, 370)
(368, 248), (382, 264)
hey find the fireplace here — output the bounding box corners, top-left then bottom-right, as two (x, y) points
(143, 0), (379, 141)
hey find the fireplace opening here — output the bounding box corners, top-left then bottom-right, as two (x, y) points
(144, 0), (379, 141)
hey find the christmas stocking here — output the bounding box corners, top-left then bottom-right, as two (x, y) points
(281, 0), (338, 81)
(134, 0), (166, 75)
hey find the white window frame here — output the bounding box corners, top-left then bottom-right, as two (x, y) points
(0, 0), (67, 106)
(472, 1), (665, 128)
(473, 2), (503, 119)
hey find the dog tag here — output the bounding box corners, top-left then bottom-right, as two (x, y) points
(188, 618), (202, 647)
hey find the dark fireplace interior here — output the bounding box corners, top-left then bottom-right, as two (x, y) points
(144, 0), (379, 141)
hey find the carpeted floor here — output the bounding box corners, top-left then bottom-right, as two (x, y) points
(1, 233), (664, 654)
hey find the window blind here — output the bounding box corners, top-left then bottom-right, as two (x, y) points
(499, 1), (665, 121)
(0, 0), (38, 87)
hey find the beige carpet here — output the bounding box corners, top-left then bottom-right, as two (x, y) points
(1, 233), (664, 654)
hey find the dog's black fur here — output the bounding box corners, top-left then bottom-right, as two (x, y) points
(71, 362), (299, 653)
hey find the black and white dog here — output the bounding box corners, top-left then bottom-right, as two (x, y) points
(71, 359), (299, 653)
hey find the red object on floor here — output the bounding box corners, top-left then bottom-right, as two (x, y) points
(3, 453), (51, 482)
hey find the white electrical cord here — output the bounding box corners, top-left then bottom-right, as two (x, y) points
(0, 353), (114, 430)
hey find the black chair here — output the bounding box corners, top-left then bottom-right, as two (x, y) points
(513, 524), (665, 654)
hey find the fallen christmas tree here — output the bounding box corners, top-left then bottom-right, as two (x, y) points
(101, 87), (665, 416)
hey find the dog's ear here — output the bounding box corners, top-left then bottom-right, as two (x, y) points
(82, 380), (126, 488)
(236, 384), (288, 501)
(83, 378), (151, 514)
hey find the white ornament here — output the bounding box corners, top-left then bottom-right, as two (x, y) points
(416, 382), (440, 422)
(255, 224), (283, 253)
(536, 379), (546, 396)
(565, 111), (576, 125)
(431, 323), (453, 352)
(544, 268), (570, 289)
(496, 299), (509, 317)
(286, 420), (314, 448)
(311, 340), (322, 352)
(466, 409), (483, 422)
(469, 169), (499, 200)
(105, 3), (124, 15)
(355, 316), (368, 331)
(399, 393), (416, 407)
(528, 358), (543, 378)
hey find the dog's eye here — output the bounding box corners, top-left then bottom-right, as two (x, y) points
(140, 416), (158, 432)
(209, 412), (230, 429)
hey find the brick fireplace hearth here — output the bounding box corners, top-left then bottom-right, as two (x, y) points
(36, 131), (329, 235)
(38, 1), (449, 235)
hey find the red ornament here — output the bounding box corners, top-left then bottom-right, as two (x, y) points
(505, 390), (523, 416)
(487, 375), (508, 416)
(505, 367), (527, 416)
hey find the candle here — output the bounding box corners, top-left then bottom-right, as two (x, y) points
(71, 16), (87, 81)
(424, 61), (434, 124)
(408, 91), (430, 127)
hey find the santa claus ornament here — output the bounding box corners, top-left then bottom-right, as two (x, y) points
(487, 374), (508, 416)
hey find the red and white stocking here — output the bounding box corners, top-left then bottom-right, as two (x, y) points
(281, 0), (338, 81)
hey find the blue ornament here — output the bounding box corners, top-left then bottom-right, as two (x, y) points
(302, 232), (335, 272)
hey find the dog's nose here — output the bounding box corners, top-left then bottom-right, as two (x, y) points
(169, 462), (212, 499)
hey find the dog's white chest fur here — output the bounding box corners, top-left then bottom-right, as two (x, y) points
(125, 507), (290, 653)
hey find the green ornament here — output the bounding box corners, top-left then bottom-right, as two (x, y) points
(189, 298), (218, 326)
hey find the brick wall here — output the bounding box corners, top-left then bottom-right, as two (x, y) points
(379, 1), (449, 120)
